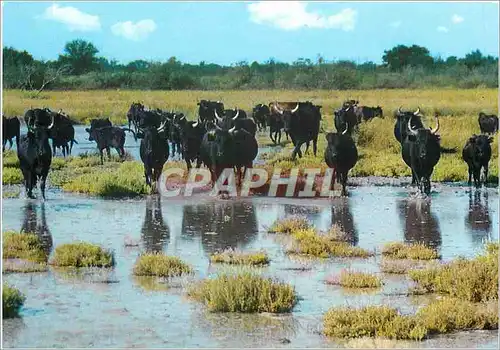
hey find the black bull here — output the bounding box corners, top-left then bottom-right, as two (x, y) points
(17, 109), (55, 200)
(2, 116), (20, 151)
(272, 102), (321, 160)
(401, 115), (441, 194)
(85, 126), (136, 164)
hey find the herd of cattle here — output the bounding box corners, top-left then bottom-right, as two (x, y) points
(2, 99), (498, 199)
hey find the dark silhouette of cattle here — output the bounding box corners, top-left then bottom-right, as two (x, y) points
(267, 111), (286, 144)
(465, 190), (492, 243)
(462, 134), (493, 187)
(478, 112), (498, 134)
(402, 114), (441, 194)
(214, 108), (257, 137)
(17, 109), (55, 199)
(85, 126), (135, 164)
(252, 103), (270, 131)
(138, 120), (170, 192)
(198, 100), (224, 125)
(141, 196), (170, 253)
(181, 201), (258, 255)
(273, 101), (321, 160)
(168, 113), (184, 158)
(21, 202), (53, 257)
(127, 102), (145, 132)
(48, 110), (78, 157)
(397, 198), (441, 249)
(331, 198), (358, 245)
(199, 114), (258, 186)
(172, 116), (205, 170)
(334, 105), (358, 136)
(355, 106), (383, 123)
(2, 116), (20, 151)
(324, 126), (358, 197)
(90, 118), (112, 130)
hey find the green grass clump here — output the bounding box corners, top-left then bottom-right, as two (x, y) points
(382, 242), (440, 260)
(327, 270), (382, 289)
(50, 242), (115, 268)
(2, 167), (23, 185)
(409, 243), (498, 302)
(2, 284), (26, 318)
(210, 249), (270, 266)
(416, 298), (498, 334)
(323, 305), (426, 341)
(2, 150), (19, 168)
(62, 161), (149, 197)
(2, 231), (48, 263)
(290, 228), (373, 258)
(268, 217), (311, 234)
(133, 253), (193, 277)
(379, 259), (425, 274)
(188, 271), (297, 313)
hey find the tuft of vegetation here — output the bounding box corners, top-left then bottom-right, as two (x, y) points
(382, 242), (440, 260)
(2, 259), (48, 274)
(379, 259), (427, 274)
(323, 297), (498, 341)
(187, 271), (297, 313)
(210, 249), (270, 266)
(2, 284), (26, 318)
(2, 150), (19, 168)
(2, 167), (23, 185)
(268, 217), (311, 234)
(327, 270), (382, 289)
(289, 228), (373, 258)
(409, 243), (498, 302)
(327, 224), (352, 242)
(133, 253), (193, 277)
(2, 230), (48, 263)
(50, 242), (115, 268)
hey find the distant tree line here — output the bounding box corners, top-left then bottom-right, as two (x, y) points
(3, 39), (498, 93)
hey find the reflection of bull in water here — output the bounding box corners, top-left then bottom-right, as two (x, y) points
(182, 201), (258, 255)
(397, 199), (441, 248)
(21, 202), (53, 256)
(141, 196), (170, 253)
(331, 198), (358, 245)
(465, 190), (492, 243)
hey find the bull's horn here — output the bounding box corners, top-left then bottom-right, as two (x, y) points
(413, 107), (420, 116)
(180, 115), (186, 121)
(345, 105), (351, 112)
(430, 115), (440, 134)
(229, 126), (236, 133)
(232, 109), (240, 120)
(47, 113), (55, 130)
(215, 124), (222, 131)
(58, 109), (62, 114)
(214, 109), (223, 123)
(291, 104), (299, 113)
(192, 121), (199, 127)
(398, 106), (402, 114)
(342, 124), (349, 135)
(273, 104), (284, 115)
(408, 116), (418, 135)
(157, 120), (167, 132)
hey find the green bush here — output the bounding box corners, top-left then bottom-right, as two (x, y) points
(2, 284), (26, 318)
(133, 253), (192, 277)
(2, 167), (23, 185)
(50, 242), (114, 267)
(3, 231), (48, 263)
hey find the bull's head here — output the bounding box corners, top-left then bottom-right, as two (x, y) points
(407, 115), (440, 159)
(28, 113), (55, 156)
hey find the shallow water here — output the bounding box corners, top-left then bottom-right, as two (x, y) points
(2, 184), (498, 348)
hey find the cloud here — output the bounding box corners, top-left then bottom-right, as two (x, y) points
(247, 1), (357, 31)
(390, 21), (401, 28)
(437, 26), (449, 33)
(451, 14), (464, 24)
(111, 20), (157, 41)
(41, 4), (100, 32)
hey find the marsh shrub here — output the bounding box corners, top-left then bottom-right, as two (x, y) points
(2, 284), (26, 318)
(2, 231), (48, 263)
(210, 249), (270, 266)
(51, 242), (115, 268)
(133, 253), (193, 277)
(188, 271), (297, 313)
(2, 167), (23, 185)
(382, 242), (440, 260)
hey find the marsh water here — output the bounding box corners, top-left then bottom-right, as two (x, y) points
(2, 181), (499, 347)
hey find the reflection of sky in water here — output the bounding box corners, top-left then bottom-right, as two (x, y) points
(2, 186), (498, 348)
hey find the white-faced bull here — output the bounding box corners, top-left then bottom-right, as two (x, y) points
(462, 134), (493, 187)
(17, 109), (55, 200)
(402, 114), (441, 194)
(324, 124), (358, 197)
(138, 120), (170, 193)
(273, 102), (321, 160)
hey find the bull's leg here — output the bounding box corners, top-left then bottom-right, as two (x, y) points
(277, 131), (281, 144)
(467, 166), (473, 186)
(340, 172), (348, 197)
(144, 166), (152, 187)
(312, 136), (318, 157)
(483, 165), (489, 186)
(269, 130), (275, 144)
(99, 149), (104, 165)
(106, 147), (111, 161)
(40, 170), (49, 201)
(292, 141), (304, 160)
(2, 139), (6, 152)
(473, 168), (481, 188)
(304, 141), (310, 155)
(186, 159), (192, 170)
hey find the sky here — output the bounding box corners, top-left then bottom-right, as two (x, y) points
(2, 1), (499, 65)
